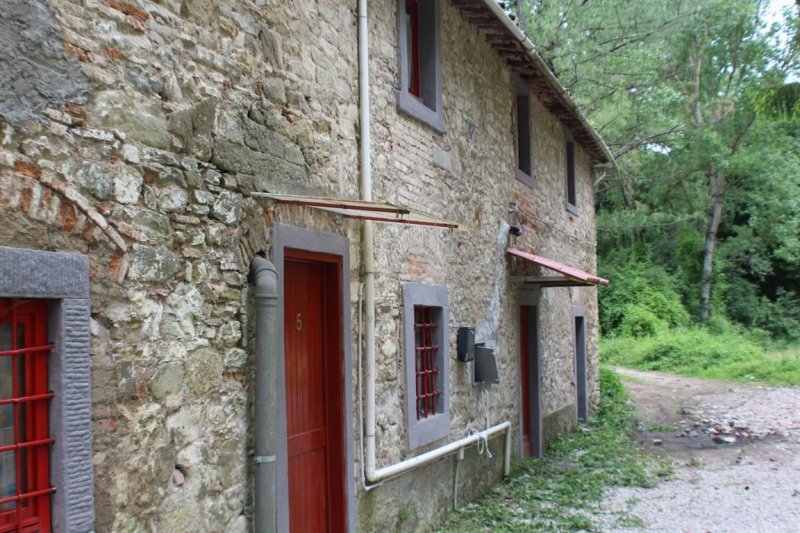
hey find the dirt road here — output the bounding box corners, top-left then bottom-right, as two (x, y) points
(596, 368), (800, 532)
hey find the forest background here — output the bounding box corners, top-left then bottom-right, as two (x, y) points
(518, 0), (800, 383)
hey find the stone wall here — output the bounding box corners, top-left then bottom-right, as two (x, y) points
(0, 0), (603, 531)
(357, 1), (602, 530)
(0, 0), (361, 530)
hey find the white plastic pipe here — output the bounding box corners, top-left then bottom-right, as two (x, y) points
(358, 0), (380, 485)
(370, 422), (512, 482)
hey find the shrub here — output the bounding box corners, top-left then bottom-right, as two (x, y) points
(601, 328), (800, 385)
(619, 304), (667, 337)
(599, 261), (691, 335)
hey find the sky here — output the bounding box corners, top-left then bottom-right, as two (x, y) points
(765, 0), (794, 27)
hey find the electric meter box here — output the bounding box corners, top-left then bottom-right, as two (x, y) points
(474, 345), (499, 384)
(457, 327), (475, 362)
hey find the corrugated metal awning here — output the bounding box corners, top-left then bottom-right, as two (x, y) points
(252, 192), (467, 230)
(507, 248), (610, 287)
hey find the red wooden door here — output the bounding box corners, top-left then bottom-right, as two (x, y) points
(284, 252), (345, 533)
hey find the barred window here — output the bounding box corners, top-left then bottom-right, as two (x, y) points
(0, 299), (54, 533)
(414, 306), (442, 420)
(403, 283), (449, 449)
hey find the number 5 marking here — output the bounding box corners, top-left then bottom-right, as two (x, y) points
(296, 313), (303, 331)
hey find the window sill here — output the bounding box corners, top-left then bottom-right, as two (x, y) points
(408, 411), (450, 450)
(396, 90), (446, 134)
(565, 202), (579, 216)
(515, 169), (534, 187)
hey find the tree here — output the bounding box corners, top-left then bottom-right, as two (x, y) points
(522, 0), (800, 333)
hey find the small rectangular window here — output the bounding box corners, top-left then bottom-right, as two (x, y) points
(397, 0), (444, 132)
(414, 306), (441, 420)
(403, 282), (450, 449)
(0, 299), (54, 533)
(516, 93), (532, 183)
(566, 141), (577, 213)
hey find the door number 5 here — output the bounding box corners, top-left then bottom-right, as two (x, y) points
(296, 313), (303, 331)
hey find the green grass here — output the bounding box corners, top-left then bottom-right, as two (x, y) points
(435, 369), (666, 532)
(602, 329), (800, 386)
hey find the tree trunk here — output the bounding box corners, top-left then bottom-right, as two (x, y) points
(700, 170), (725, 324)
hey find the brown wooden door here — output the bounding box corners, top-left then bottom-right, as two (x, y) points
(284, 252), (346, 533)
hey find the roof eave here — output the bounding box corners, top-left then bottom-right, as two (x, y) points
(461, 0), (614, 164)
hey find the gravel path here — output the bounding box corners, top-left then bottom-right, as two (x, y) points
(596, 369), (800, 532)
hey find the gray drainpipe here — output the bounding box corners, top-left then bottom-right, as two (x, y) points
(249, 255), (279, 533)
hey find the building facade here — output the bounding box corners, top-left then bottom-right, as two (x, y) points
(0, 0), (610, 531)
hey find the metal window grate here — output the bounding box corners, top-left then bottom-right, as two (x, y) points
(414, 306), (441, 420)
(0, 299), (54, 533)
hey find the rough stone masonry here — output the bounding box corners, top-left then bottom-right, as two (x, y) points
(0, 0), (604, 531)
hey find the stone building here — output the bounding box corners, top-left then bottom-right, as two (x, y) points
(0, 0), (611, 531)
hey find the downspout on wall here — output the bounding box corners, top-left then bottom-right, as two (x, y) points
(249, 256), (279, 533)
(358, 0), (380, 485)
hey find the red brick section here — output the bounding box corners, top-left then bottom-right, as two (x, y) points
(63, 42), (93, 63)
(14, 160), (41, 178)
(103, 47), (125, 61)
(59, 202), (78, 232)
(65, 104), (86, 126)
(107, 0), (149, 23)
(19, 186), (33, 213)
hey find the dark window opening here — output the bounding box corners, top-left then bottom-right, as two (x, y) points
(0, 299), (53, 533)
(405, 0), (420, 98)
(397, 0), (443, 131)
(516, 94), (532, 179)
(574, 313), (588, 423)
(566, 141), (577, 212)
(414, 306), (441, 420)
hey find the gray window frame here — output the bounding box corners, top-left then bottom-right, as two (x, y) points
(396, 0), (445, 133)
(402, 282), (450, 449)
(565, 131), (579, 215)
(572, 306), (588, 423)
(515, 78), (534, 186)
(0, 246), (94, 533)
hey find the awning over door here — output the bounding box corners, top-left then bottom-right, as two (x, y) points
(252, 192), (467, 230)
(507, 248), (610, 287)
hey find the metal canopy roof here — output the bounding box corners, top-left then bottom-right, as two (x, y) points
(252, 192), (467, 230)
(507, 247), (610, 287)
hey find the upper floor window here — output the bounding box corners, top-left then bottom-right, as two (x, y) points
(565, 138), (578, 215)
(515, 80), (533, 186)
(397, 0), (445, 132)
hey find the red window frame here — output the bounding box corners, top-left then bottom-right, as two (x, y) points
(406, 0), (421, 97)
(414, 306), (441, 419)
(0, 299), (54, 533)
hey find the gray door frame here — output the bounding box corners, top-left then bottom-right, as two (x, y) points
(270, 223), (355, 533)
(572, 306), (588, 423)
(517, 289), (543, 458)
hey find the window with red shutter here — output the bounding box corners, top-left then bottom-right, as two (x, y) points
(0, 299), (54, 533)
(414, 306), (441, 420)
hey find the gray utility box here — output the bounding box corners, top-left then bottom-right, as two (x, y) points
(457, 327), (475, 362)
(474, 345), (499, 384)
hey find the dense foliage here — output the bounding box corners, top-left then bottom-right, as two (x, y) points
(602, 329), (800, 385)
(522, 0), (800, 340)
(436, 369), (665, 532)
